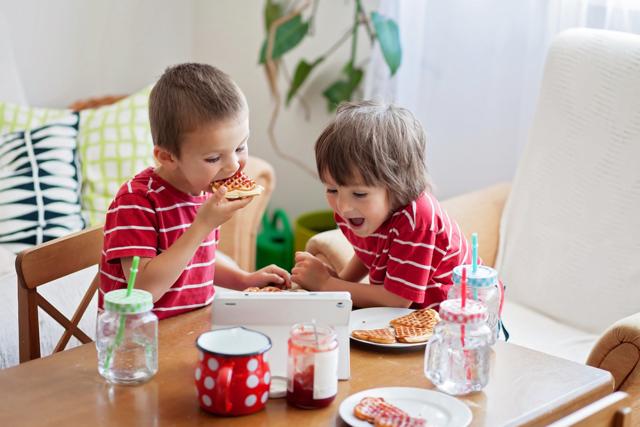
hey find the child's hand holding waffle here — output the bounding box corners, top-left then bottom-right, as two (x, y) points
(351, 308), (440, 345)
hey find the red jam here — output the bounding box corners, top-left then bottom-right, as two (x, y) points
(286, 324), (338, 409)
(286, 365), (336, 409)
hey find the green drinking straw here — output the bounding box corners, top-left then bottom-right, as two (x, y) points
(471, 233), (478, 273)
(104, 256), (140, 371)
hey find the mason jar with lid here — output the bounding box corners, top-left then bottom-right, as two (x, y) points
(96, 289), (158, 384)
(286, 322), (338, 409)
(424, 298), (492, 395)
(448, 265), (502, 343)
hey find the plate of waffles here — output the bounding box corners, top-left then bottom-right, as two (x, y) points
(339, 387), (472, 427)
(350, 307), (440, 349)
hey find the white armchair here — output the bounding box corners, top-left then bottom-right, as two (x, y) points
(306, 28), (640, 410)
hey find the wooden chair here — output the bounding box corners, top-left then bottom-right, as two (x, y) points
(15, 225), (103, 363)
(548, 392), (633, 427)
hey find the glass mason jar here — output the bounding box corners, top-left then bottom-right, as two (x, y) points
(448, 265), (501, 343)
(96, 289), (158, 384)
(286, 322), (338, 409)
(424, 299), (492, 395)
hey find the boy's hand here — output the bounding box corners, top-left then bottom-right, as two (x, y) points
(243, 264), (291, 289)
(291, 251), (336, 291)
(194, 186), (253, 231)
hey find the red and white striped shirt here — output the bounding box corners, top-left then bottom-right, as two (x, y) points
(99, 167), (217, 320)
(337, 193), (474, 310)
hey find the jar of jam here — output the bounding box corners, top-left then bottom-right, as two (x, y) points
(286, 322), (338, 409)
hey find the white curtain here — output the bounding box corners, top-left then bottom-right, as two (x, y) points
(365, 0), (640, 199)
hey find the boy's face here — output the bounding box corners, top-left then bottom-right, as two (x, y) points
(158, 109), (250, 196)
(323, 171), (392, 237)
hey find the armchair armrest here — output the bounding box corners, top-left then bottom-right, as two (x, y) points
(587, 312), (640, 412)
(305, 228), (354, 274)
(440, 182), (511, 267)
(218, 156), (275, 272)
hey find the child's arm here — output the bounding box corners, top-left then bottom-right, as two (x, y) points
(121, 188), (252, 302)
(212, 257), (290, 291)
(292, 252), (412, 308)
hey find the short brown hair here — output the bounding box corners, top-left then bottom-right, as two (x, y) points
(315, 100), (430, 209)
(149, 63), (245, 155)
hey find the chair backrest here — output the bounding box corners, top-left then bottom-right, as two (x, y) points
(548, 392), (633, 427)
(15, 225), (103, 362)
(496, 29), (640, 334)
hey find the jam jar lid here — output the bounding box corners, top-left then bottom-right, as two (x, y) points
(104, 289), (153, 314)
(439, 299), (488, 324)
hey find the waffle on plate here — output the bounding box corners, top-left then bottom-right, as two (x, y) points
(351, 308), (440, 345)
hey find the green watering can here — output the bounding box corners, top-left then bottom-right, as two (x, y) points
(256, 208), (294, 272)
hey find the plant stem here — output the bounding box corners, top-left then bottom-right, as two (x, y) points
(350, 0), (362, 67)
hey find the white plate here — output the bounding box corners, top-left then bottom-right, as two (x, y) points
(350, 307), (428, 349)
(339, 387), (472, 427)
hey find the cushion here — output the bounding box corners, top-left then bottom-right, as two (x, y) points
(496, 29), (640, 335)
(0, 102), (70, 135)
(77, 86), (155, 225)
(0, 113), (85, 253)
(502, 300), (598, 364)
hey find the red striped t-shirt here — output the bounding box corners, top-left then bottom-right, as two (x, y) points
(98, 167), (218, 319)
(337, 192), (474, 310)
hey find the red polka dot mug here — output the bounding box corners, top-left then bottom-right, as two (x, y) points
(195, 327), (272, 416)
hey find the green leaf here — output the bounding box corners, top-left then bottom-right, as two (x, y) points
(322, 64), (364, 111)
(264, 0), (284, 32)
(286, 58), (323, 106)
(371, 11), (402, 76)
(259, 15), (309, 64)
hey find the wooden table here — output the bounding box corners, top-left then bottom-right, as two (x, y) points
(0, 306), (613, 426)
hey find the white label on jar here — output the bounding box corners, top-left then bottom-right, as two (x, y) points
(313, 348), (338, 400)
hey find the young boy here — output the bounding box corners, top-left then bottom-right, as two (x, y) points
(99, 63), (290, 319)
(292, 101), (474, 310)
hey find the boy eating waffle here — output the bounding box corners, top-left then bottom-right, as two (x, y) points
(99, 64), (290, 319)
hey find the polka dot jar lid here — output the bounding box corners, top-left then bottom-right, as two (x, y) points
(440, 299), (488, 324)
(104, 289), (153, 314)
(452, 265), (498, 287)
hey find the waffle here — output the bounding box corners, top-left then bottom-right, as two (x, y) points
(242, 286), (283, 293)
(351, 328), (396, 344)
(211, 171), (264, 199)
(389, 308), (440, 330)
(374, 413), (427, 427)
(392, 325), (433, 343)
(353, 397), (409, 423)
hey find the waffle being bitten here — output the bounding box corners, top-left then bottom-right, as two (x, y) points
(211, 170), (264, 199)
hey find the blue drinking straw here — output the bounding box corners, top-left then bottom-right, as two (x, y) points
(471, 233), (478, 274)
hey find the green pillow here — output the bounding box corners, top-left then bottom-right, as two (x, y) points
(0, 102), (70, 134)
(77, 86), (156, 225)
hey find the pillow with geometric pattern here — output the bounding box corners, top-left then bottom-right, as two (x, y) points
(77, 85), (156, 225)
(0, 112), (85, 253)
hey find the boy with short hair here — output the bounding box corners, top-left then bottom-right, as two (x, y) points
(292, 101), (474, 310)
(99, 63), (289, 319)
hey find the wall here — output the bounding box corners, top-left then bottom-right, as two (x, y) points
(0, 0), (194, 107)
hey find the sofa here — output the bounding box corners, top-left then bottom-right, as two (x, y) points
(306, 28), (640, 411)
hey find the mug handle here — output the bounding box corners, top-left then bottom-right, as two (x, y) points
(214, 362), (234, 413)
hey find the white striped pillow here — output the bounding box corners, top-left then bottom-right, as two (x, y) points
(0, 113), (85, 253)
